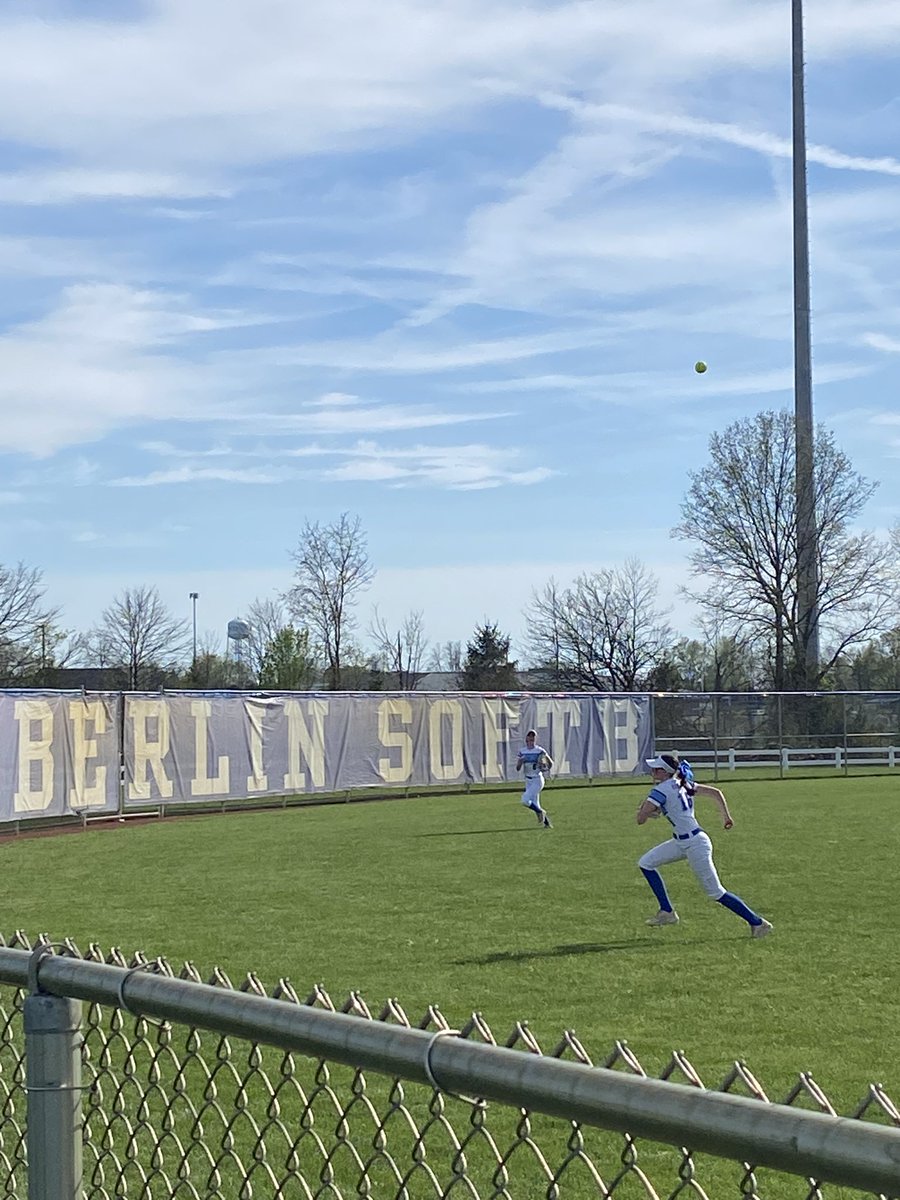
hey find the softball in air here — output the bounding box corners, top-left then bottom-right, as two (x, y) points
(694, 361), (708, 374)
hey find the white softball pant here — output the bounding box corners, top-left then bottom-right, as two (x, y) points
(638, 832), (725, 900)
(521, 775), (544, 807)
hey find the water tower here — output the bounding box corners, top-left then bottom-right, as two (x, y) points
(227, 618), (252, 672)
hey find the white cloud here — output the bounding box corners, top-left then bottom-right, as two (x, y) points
(0, 169), (231, 205)
(106, 438), (553, 491)
(1, 0), (896, 177)
(0, 287), (206, 455)
(257, 328), (613, 372)
(110, 465), (294, 487)
(863, 333), (900, 354)
(541, 96), (900, 178)
(322, 440), (555, 489)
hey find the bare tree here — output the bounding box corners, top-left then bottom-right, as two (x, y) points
(673, 411), (900, 689)
(285, 512), (374, 690)
(0, 563), (61, 682)
(244, 597), (297, 681)
(87, 586), (191, 689)
(427, 640), (463, 673)
(368, 607), (428, 690)
(524, 561), (672, 690)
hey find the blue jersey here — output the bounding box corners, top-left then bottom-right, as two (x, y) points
(646, 776), (701, 838)
(518, 746), (549, 779)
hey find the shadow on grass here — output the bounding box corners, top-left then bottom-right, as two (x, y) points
(454, 939), (670, 965)
(414, 828), (539, 837)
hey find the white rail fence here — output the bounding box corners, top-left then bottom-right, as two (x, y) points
(683, 745), (900, 771)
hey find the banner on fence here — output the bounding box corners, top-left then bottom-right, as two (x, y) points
(122, 693), (652, 807)
(0, 692), (121, 821)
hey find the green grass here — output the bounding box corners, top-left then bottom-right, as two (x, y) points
(2, 774), (898, 1197)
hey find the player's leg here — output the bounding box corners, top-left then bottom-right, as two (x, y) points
(638, 841), (683, 923)
(534, 775), (552, 827)
(522, 776), (544, 821)
(687, 837), (772, 936)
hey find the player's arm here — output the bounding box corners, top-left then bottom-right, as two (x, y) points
(636, 798), (660, 824)
(694, 782), (734, 829)
(515, 752), (524, 772)
(543, 750), (554, 770)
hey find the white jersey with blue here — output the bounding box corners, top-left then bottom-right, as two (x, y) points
(646, 776), (703, 840)
(519, 746), (549, 779)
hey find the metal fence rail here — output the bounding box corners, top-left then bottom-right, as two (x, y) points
(1, 935), (899, 1199)
(653, 693), (900, 779)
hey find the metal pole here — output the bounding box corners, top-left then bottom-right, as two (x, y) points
(189, 592), (199, 667)
(792, 0), (820, 687)
(24, 983), (83, 1200)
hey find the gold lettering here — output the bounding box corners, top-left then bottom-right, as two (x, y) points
(128, 699), (174, 800)
(481, 699), (516, 780)
(378, 699), (413, 783)
(13, 700), (54, 812)
(190, 700), (230, 796)
(428, 699), (463, 782)
(534, 699), (582, 775)
(68, 699), (108, 810)
(283, 699), (328, 790)
(244, 700), (269, 792)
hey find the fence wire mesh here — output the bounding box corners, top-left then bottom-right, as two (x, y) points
(0, 931), (898, 1200)
(651, 692), (900, 774)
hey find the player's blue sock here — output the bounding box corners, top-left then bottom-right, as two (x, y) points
(640, 868), (673, 912)
(718, 891), (762, 925)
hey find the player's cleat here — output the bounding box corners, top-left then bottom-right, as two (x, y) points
(542, 814), (552, 828)
(645, 910), (679, 926)
(751, 918), (773, 939)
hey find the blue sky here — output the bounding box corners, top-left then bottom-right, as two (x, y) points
(1, 0), (899, 662)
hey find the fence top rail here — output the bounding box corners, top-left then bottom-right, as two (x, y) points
(2, 945), (900, 1195)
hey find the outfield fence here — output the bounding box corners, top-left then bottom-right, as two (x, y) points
(1, 934), (899, 1200)
(1, 689), (899, 832)
(653, 692), (900, 779)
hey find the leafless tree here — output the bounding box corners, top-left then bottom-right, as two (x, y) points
(368, 607), (428, 690)
(673, 411), (900, 689)
(285, 512), (374, 690)
(87, 585), (191, 689)
(524, 561), (672, 691)
(427, 640), (463, 673)
(244, 597), (297, 681)
(0, 563), (63, 683)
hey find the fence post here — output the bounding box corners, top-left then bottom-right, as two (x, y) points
(24, 951), (83, 1200)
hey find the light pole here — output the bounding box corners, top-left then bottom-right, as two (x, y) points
(792, 0), (820, 687)
(189, 592), (199, 667)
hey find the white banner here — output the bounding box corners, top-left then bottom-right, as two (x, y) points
(0, 690), (652, 819)
(0, 692), (120, 821)
(123, 692), (652, 807)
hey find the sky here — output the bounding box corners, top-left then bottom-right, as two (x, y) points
(1, 0), (899, 666)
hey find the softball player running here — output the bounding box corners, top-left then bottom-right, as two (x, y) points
(637, 753), (772, 937)
(515, 730), (553, 828)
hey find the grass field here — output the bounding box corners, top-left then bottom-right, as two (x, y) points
(2, 772), (898, 1196)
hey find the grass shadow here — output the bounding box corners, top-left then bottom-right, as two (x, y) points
(414, 828), (538, 837)
(454, 939), (665, 965)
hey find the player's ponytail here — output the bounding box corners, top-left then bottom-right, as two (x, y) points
(676, 758), (696, 794)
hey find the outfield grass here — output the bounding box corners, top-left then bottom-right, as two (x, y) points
(2, 774), (898, 1195)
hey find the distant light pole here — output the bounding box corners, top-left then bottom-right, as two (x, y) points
(189, 592), (199, 666)
(792, 0), (820, 687)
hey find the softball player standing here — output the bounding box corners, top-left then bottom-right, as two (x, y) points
(637, 753), (772, 937)
(515, 730), (553, 828)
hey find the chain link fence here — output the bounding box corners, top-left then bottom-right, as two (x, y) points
(1, 933), (899, 1199)
(651, 692), (900, 777)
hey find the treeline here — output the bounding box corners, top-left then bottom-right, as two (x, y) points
(2, 411), (900, 693)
